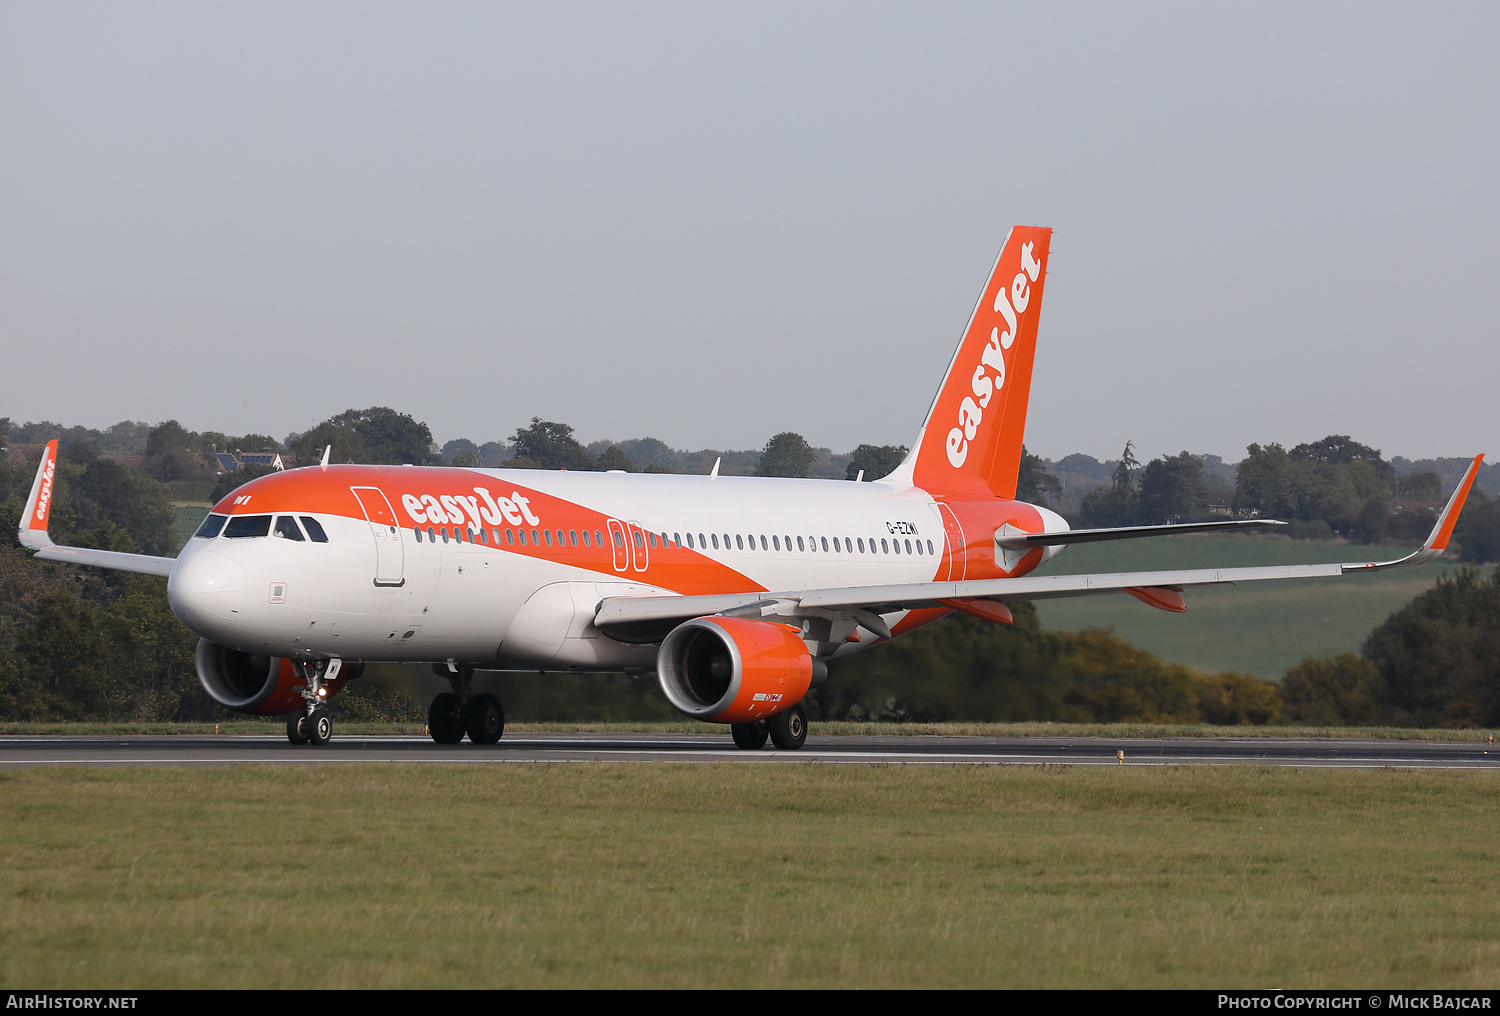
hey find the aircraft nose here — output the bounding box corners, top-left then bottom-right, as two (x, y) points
(168, 549), (247, 632)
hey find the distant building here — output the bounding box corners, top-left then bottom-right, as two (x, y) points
(213, 447), (283, 473)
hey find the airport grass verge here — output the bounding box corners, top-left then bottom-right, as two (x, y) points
(2, 719), (1499, 741)
(2, 763), (1499, 988)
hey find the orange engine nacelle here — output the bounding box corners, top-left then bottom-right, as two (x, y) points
(656, 616), (814, 723)
(194, 639), (355, 715)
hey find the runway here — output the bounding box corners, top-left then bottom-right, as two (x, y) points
(1, 732), (1498, 768)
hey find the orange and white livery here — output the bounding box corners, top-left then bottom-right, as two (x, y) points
(17, 227), (1486, 748)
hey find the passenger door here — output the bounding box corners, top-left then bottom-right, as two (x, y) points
(351, 486), (405, 587)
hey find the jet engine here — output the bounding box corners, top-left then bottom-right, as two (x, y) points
(656, 616), (818, 723)
(194, 639), (357, 715)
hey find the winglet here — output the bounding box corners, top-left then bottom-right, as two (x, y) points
(17, 440), (59, 552)
(1424, 453), (1484, 553)
(1340, 453), (1486, 573)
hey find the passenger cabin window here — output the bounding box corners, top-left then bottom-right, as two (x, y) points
(273, 516), (305, 541)
(223, 515), (272, 539)
(594, 530), (603, 547)
(194, 514), (227, 539)
(300, 517), (329, 543)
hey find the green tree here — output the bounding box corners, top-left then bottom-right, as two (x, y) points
(290, 408), (435, 466)
(231, 433), (281, 453)
(1279, 654), (1386, 725)
(615, 438), (678, 472)
(845, 444), (907, 482)
(1290, 435), (1395, 488)
(1454, 488), (1500, 563)
(144, 420), (211, 482)
(288, 423), (366, 466)
(1136, 451), (1208, 524)
(510, 418), (597, 471)
(1234, 442), (1323, 520)
(1079, 441), (1139, 527)
(1015, 447), (1063, 507)
(1353, 497), (1387, 545)
(1363, 567), (1500, 727)
(756, 432), (816, 478)
(595, 444), (636, 472)
(1397, 470), (1443, 501)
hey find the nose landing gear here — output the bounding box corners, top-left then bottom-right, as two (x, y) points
(284, 658), (342, 745)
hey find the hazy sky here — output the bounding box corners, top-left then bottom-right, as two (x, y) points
(1, 3), (1495, 463)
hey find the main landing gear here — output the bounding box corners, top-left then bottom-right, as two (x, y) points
(284, 658), (341, 746)
(731, 703), (808, 751)
(428, 662), (506, 745)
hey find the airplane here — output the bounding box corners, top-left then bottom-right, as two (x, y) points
(16, 226), (1486, 748)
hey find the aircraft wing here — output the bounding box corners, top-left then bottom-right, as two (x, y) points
(595, 453), (1485, 639)
(15, 440), (178, 578)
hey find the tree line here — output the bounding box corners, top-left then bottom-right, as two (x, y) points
(2, 407), (1496, 726)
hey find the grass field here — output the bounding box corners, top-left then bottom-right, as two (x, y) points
(1029, 534), (1491, 678)
(2, 763), (1499, 988)
(171, 504), (210, 548)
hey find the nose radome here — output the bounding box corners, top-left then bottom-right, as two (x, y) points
(168, 549), (247, 631)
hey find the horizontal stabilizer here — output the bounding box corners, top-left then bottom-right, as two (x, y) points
(996, 518), (1285, 549)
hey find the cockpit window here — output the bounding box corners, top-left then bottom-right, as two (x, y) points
(300, 517), (329, 543)
(223, 515), (272, 539)
(194, 514), (228, 539)
(273, 516), (305, 541)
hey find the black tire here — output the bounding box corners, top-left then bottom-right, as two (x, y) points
(731, 721), (769, 750)
(308, 708), (333, 746)
(285, 712), (309, 745)
(465, 693), (505, 745)
(768, 704), (807, 750)
(428, 692), (465, 744)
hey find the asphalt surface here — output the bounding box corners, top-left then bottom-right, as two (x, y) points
(1, 732), (1498, 768)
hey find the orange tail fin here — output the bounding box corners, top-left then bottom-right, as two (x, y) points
(899, 227), (1051, 499)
